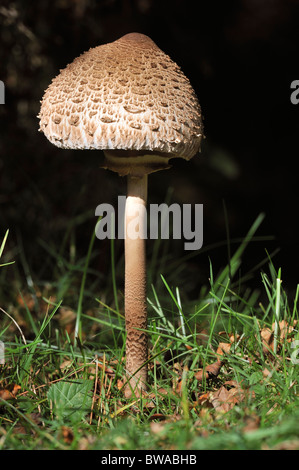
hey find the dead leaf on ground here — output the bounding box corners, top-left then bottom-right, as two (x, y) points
(117, 378), (124, 391)
(197, 392), (214, 409)
(193, 333), (241, 387)
(194, 360), (224, 382)
(12, 412), (43, 436)
(217, 333), (240, 357)
(260, 319), (298, 356)
(210, 381), (255, 414)
(0, 383), (21, 401)
(60, 426), (74, 444)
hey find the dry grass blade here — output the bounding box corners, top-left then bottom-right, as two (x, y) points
(0, 307), (28, 349)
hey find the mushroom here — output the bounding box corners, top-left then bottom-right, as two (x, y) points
(38, 33), (203, 397)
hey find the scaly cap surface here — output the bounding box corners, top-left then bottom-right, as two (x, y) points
(39, 33), (203, 175)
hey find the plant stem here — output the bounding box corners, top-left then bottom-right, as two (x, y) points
(274, 270), (282, 355)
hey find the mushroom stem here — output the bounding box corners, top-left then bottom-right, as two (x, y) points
(124, 174), (148, 397)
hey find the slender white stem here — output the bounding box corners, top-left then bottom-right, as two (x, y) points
(124, 174), (148, 396)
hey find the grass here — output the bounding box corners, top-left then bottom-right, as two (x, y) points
(0, 214), (299, 450)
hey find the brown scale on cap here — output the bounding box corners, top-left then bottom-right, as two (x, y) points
(39, 32), (203, 176)
(39, 33), (203, 398)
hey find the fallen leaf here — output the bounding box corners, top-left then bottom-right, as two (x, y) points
(12, 413), (42, 436)
(275, 319), (298, 342)
(149, 413), (168, 422)
(197, 392), (214, 409)
(260, 319), (298, 355)
(260, 326), (274, 354)
(197, 392), (210, 404)
(223, 379), (239, 387)
(194, 360), (224, 382)
(117, 379), (124, 390)
(216, 342), (232, 356)
(210, 381), (255, 414)
(60, 426), (74, 444)
(207, 360), (224, 377)
(210, 386), (235, 413)
(217, 333), (240, 357)
(0, 384), (21, 401)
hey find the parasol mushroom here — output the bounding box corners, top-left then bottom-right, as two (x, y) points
(38, 32), (203, 397)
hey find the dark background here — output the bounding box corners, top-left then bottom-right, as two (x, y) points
(0, 0), (298, 301)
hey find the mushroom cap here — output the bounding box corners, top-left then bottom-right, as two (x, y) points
(39, 33), (203, 176)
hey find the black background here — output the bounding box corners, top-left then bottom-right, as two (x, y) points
(0, 0), (298, 298)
